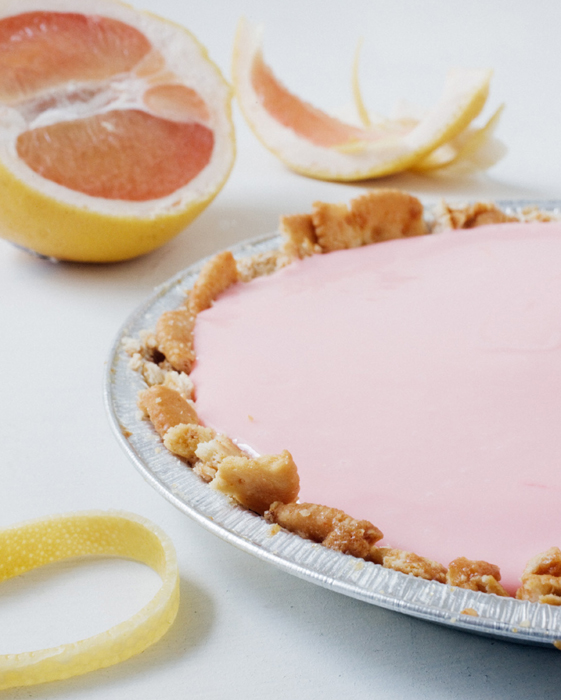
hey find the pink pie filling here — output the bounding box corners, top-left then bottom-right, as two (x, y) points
(191, 222), (561, 593)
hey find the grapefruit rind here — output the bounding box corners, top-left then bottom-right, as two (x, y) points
(351, 38), (372, 130)
(0, 0), (236, 261)
(411, 103), (505, 173)
(233, 18), (493, 181)
(0, 511), (179, 690)
(0, 153), (220, 262)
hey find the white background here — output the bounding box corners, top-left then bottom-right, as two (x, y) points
(2, 0), (561, 697)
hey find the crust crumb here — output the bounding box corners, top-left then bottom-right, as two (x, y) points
(193, 434), (244, 482)
(123, 330), (158, 360)
(522, 546), (561, 578)
(195, 434), (243, 464)
(162, 370), (194, 399)
(382, 549), (447, 583)
(367, 545), (392, 566)
(237, 250), (291, 282)
(122, 336), (143, 356)
(433, 200), (517, 232)
(460, 608), (479, 617)
(164, 423), (216, 463)
(189, 251), (238, 315)
(136, 360), (194, 400)
(447, 557), (510, 597)
(280, 213), (322, 259)
(311, 190), (427, 252)
(516, 547), (561, 604)
(138, 385), (198, 437)
(519, 206), (561, 223)
(212, 450), (300, 515)
(155, 305), (196, 374)
(193, 461), (218, 483)
(141, 360), (166, 387)
(265, 501), (382, 560)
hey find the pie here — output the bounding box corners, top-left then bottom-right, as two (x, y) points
(126, 189), (561, 604)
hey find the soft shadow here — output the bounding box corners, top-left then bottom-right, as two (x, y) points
(335, 170), (547, 201)
(5, 577), (214, 699)
(2, 199), (283, 297)
(221, 553), (561, 699)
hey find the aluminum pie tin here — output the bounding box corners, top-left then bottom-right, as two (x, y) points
(105, 200), (561, 648)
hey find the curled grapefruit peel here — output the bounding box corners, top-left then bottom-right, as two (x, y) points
(350, 41), (505, 174)
(410, 103), (505, 173)
(0, 511), (179, 690)
(233, 18), (497, 181)
(0, 0), (235, 262)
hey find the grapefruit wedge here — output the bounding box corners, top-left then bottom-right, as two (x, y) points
(0, 0), (235, 262)
(233, 18), (492, 181)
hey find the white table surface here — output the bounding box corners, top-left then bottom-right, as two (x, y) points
(2, 0), (561, 697)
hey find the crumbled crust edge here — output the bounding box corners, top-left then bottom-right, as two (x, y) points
(124, 189), (561, 602)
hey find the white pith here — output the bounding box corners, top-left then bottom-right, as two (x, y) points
(233, 18), (491, 179)
(0, 0), (235, 217)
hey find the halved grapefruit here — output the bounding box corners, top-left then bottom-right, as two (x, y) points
(233, 18), (493, 181)
(0, 0), (235, 262)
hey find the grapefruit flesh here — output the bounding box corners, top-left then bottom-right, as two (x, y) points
(0, 12), (151, 102)
(143, 84), (211, 123)
(3, 11), (213, 201)
(17, 110), (214, 201)
(251, 51), (383, 147)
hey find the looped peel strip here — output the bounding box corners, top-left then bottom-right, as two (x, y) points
(0, 511), (179, 690)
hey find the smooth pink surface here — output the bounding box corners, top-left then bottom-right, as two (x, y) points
(191, 223), (561, 592)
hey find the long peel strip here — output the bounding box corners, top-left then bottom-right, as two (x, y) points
(0, 511), (179, 690)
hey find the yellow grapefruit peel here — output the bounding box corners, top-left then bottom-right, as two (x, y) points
(350, 39), (397, 133)
(0, 511), (179, 690)
(351, 38), (372, 129)
(0, 0), (235, 262)
(411, 103), (505, 172)
(233, 18), (495, 181)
